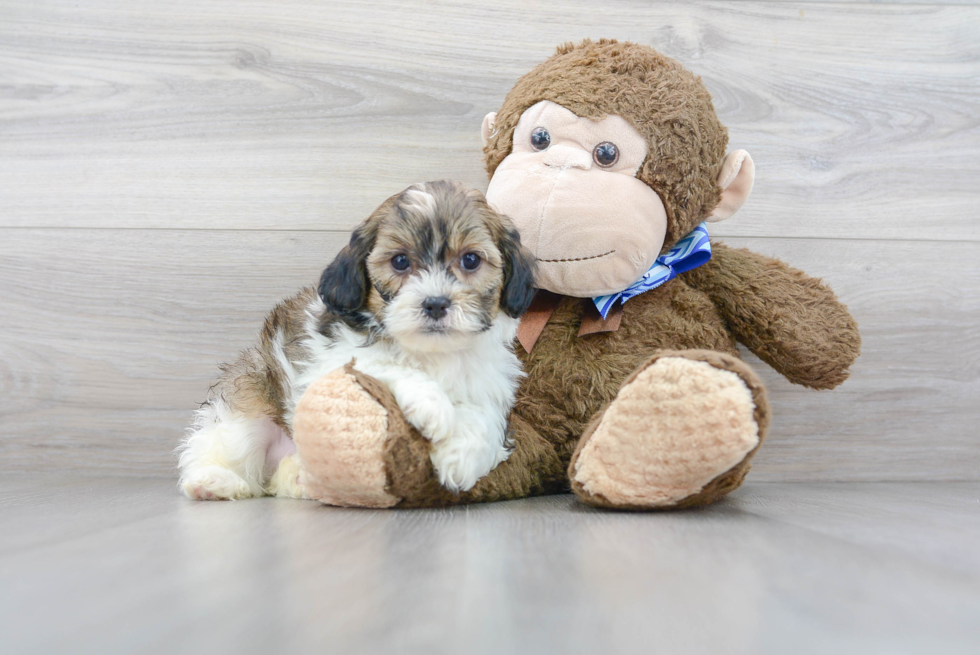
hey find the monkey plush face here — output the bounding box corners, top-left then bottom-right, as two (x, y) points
(481, 39), (755, 299)
(485, 100), (668, 297)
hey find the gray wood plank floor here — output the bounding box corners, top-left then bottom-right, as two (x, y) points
(1, 477), (978, 654)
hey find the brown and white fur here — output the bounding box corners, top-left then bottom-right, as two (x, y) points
(176, 181), (536, 500)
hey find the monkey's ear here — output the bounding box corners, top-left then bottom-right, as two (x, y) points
(498, 227), (537, 318)
(318, 224), (375, 315)
(481, 112), (498, 148)
(707, 150), (755, 223)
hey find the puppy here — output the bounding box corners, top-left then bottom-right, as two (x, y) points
(176, 180), (536, 500)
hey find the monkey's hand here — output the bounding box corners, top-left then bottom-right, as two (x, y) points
(683, 242), (860, 389)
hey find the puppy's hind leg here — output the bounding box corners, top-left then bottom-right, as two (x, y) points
(177, 400), (288, 500)
(266, 453), (307, 499)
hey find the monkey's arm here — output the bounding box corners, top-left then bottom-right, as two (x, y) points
(683, 242), (860, 389)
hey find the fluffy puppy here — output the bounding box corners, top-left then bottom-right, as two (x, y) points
(176, 180), (536, 500)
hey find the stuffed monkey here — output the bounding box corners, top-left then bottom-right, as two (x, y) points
(291, 39), (861, 509)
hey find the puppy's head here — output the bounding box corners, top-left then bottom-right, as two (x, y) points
(318, 180), (536, 352)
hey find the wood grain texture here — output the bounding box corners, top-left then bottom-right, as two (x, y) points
(0, 228), (347, 473)
(2, 477), (979, 654)
(0, 0), (977, 240)
(1, 1), (978, 482)
(1, 229), (977, 481)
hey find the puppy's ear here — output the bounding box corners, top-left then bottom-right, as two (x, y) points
(498, 226), (537, 318)
(318, 223), (376, 315)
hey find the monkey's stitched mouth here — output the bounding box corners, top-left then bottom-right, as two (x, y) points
(538, 250), (615, 263)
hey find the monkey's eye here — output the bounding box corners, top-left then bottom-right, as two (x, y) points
(391, 254), (410, 272)
(593, 142), (619, 167)
(460, 252), (481, 271)
(530, 127), (551, 151)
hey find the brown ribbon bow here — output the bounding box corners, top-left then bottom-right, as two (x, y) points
(516, 290), (624, 353)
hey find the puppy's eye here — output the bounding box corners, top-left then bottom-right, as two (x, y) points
(593, 142), (619, 167)
(460, 253), (481, 271)
(530, 127), (551, 151)
(391, 254), (410, 272)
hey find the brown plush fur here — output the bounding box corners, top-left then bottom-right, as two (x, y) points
(513, 283), (739, 462)
(484, 38), (728, 253)
(684, 243), (861, 389)
(302, 248), (857, 509)
(295, 39), (861, 510)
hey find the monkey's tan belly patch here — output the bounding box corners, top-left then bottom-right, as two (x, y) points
(572, 357), (759, 507)
(293, 367), (400, 508)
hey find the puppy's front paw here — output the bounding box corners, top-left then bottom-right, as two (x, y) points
(430, 425), (510, 493)
(401, 396), (455, 444)
(181, 466), (252, 500)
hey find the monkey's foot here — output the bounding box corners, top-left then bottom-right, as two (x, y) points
(292, 362), (564, 508)
(293, 361), (483, 508)
(569, 350), (770, 510)
(292, 363), (403, 508)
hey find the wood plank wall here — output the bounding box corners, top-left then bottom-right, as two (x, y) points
(2, 0), (978, 481)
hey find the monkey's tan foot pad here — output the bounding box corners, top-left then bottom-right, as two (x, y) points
(292, 362), (405, 508)
(569, 350), (770, 510)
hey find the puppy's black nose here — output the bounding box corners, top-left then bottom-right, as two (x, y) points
(422, 296), (451, 320)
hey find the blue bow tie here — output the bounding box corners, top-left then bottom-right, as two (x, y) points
(593, 223), (712, 319)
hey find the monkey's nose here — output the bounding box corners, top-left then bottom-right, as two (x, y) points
(422, 296), (451, 320)
(543, 144), (592, 170)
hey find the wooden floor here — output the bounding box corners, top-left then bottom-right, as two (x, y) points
(1, 477), (978, 654)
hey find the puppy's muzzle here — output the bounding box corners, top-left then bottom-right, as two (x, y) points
(422, 296), (451, 320)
